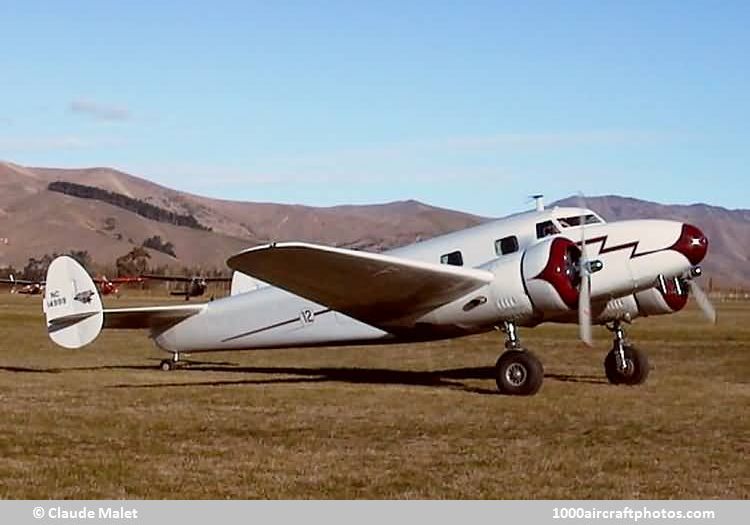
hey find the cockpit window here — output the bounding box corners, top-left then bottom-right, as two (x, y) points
(536, 220), (560, 239)
(557, 214), (601, 228)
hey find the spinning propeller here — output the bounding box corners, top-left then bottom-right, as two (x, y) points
(577, 196), (594, 346)
(686, 274), (717, 324)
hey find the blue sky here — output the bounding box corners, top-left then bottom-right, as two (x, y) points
(1, 1), (748, 217)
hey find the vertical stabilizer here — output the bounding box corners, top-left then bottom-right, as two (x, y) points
(230, 271), (265, 296)
(44, 256), (104, 349)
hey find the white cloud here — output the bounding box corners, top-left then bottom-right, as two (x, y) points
(69, 99), (130, 121)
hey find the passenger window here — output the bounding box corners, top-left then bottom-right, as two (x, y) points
(440, 251), (463, 266)
(536, 220), (559, 239)
(495, 236), (519, 255)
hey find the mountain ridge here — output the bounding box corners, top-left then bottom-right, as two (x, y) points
(1, 161), (747, 288)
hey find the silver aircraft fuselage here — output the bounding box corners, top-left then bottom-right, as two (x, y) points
(153, 206), (706, 354)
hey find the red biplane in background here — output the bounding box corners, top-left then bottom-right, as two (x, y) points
(1, 275), (143, 296)
(93, 276), (144, 297)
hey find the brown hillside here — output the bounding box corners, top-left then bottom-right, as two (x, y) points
(0, 162), (484, 271)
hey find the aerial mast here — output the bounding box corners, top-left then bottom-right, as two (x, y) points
(531, 194), (545, 211)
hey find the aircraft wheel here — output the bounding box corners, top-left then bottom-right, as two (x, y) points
(495, 350), (543, 396)
(159, 359), (175, 372)
(604, 345), (649, 385)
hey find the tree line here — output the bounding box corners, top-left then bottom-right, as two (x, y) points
(0, 247), (229, 282)
(48, 181), (211, 231)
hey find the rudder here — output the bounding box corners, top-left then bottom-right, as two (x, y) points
(44, 256), (103, 349)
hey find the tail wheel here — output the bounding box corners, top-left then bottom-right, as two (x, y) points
(604, 345), (650, 385)
(495, 350), (544, 396)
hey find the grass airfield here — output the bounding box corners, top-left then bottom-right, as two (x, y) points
(0, 291), (748, 499)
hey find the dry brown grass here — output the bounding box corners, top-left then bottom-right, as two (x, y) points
(0, 292), (748, 499)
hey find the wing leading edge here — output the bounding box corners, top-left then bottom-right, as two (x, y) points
(227, 242), (493, 328)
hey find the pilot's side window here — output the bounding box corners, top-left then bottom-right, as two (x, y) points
(495, 236), (519, 255)
(440, 250), (463, 266)
(536, 220), (559, 239)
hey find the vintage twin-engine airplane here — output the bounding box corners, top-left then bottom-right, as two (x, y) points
(42, 199), (714, 395)
(140, 274), (231, 300)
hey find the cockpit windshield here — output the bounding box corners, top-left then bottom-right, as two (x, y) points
(557, 214), (602, 228)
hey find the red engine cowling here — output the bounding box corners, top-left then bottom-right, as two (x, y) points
(522, 237), (581, 316)
(634, 277), (689, 316)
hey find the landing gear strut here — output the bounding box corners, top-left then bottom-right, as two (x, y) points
(603, 321), (649, 385)
(159, 352), (181, 371)
(494, 321), (544, 396)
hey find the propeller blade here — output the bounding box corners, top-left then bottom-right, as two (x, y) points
(577, 193), (593, 345)
(579, 271), (593, 346)
(688, 280), (717, 324)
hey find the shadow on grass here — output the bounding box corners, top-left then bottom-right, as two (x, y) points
(0, 359), (240, 375)
(109, 365), (498, 395)
(1, 362), (608, 393)
(0, 366), (64, 374)
(544, 373), (608, 385)
(0, 364), (156, 374)
(107, 364), (608, 394)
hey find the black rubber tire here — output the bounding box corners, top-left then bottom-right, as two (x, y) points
(604, 345), (649, 385)
(495, 350), (544, 396)
(159, 359), (174, 372)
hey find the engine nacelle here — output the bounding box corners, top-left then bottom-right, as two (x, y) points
(421, 237), (583, 329)
(597, 276), (688, 323)
(522, 237), (581, 319)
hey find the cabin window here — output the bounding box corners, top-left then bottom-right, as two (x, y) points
(557, 214), (602, 228)
(495, 236), (519, 255)
(536, 220), (560, 239)
(440, 250), (464, 266)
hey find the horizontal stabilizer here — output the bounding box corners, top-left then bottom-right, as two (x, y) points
(103, 304), (205, 330)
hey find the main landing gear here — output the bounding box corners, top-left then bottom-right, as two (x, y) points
(159, 352), (182, 371)
(493, 320), (650, 395)
(603, 321), (650, 385)
(494, 321), (544, 396)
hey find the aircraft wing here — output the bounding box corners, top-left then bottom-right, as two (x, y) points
(141, 274), (193, 283)
(226, 242), (493, 328)
(103, 304), (205, 330)
(0, 278), (43, 285)
(95, 277), (144, 284)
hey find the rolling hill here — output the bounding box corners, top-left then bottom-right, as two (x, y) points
(1, 161), (747, 288)
(0, 161), (484, 272)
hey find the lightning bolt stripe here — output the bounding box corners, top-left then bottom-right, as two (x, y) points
(575, 235), (670, 260)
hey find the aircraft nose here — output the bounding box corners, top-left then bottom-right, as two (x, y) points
(672, 223), (708, 265)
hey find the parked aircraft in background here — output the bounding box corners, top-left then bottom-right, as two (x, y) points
(94, 275), (144, 297)
(140, 274), (231, 300)
(1, 275), (143, 297)
(1, 276), (45, 295)
(42, 197), (714, 395)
